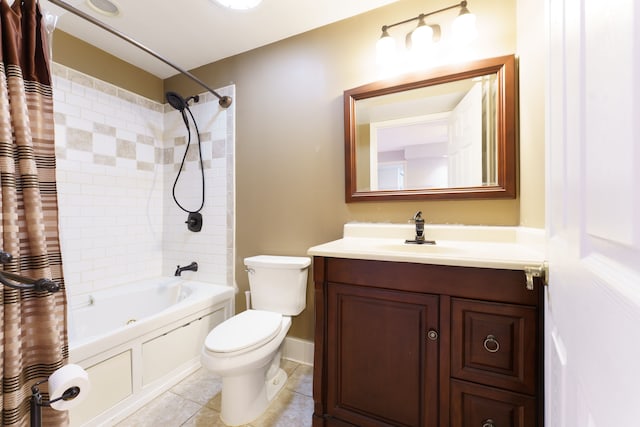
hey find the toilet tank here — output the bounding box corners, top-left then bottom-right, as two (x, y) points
(244, 255), (311, 315)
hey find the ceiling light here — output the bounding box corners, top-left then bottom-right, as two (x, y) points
(213, 0), (263, 10)
(86, 0), (120, 17)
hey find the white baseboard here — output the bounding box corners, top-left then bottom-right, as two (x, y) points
(283, 337), (314, 366)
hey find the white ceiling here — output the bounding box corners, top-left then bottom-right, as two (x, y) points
(40, 0), (399, 79)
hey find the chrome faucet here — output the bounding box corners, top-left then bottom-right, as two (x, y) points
(405, 211), (436, 245)
(175, 261), (198, 276)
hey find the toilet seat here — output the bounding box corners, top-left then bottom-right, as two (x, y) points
(205, 310), (283, 355)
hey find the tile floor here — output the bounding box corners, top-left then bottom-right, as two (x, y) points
(115, 360), (313, 427)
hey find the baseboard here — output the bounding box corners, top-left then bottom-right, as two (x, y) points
(283, 337), (314, 366)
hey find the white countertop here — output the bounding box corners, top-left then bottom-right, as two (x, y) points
(307, 223), (546, 270)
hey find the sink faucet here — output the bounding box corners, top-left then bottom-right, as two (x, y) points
(175, 261), (198, 276)
(405, 211), (436, 245)
(412, 211), (426, 243)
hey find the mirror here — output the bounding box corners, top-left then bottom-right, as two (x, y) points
(345, 54), (516, 202)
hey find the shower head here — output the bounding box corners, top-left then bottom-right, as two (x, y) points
(166, 90), (229, 110)
(166, 91), (187, 112)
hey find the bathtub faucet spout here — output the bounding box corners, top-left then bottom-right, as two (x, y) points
(175, 262), (198, 276)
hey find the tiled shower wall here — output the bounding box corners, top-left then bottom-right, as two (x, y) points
(51, 63), (235, 299)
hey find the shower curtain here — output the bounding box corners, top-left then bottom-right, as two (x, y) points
(0, 0), (68, 426)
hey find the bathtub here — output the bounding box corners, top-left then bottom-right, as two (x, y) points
(67, 277), (234, 426)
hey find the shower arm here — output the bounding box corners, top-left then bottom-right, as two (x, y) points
(47, 0), (232, 108)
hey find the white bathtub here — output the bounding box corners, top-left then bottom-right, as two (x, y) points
(67, 277), (234, 426)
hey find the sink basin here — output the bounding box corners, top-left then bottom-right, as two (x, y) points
(372, 241), (468, 256)
(307, 223), (546, 270)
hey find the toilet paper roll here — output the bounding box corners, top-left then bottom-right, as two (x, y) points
(48, 364), (90, 411)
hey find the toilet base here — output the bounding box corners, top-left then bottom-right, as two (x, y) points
(220, 364), (287, 426)
(202, 315), (294, 426)
(266, 367), (287, 402)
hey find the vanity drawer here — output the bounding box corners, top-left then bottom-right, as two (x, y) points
(451, 298), (537, 395)
(450, 379), (536, 427)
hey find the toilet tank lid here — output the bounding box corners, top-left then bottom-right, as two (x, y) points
(244, 255), (311, 269)
(205, 310), (282, 353)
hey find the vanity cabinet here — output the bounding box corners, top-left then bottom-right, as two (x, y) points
(312, 257), (543, 427)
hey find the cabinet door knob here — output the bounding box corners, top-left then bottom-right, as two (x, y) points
(427, 329), (439, 341)
(483, 334), (500, 353)
(482, 419), (495, 427)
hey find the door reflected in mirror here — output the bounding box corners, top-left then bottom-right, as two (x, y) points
(345, 55), (516, 202)
(358, 73), (498, 191)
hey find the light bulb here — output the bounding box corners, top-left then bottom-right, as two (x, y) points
(410, 22), (434, 51)
(453, 8), (477, 44)
(376, 29), (396, 65)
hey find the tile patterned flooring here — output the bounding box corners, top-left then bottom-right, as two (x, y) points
(115, 360), (313, 427)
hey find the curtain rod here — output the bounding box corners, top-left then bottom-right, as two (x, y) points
(46, 0), (232, 108)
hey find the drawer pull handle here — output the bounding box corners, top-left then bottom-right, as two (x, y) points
(483, 335), (500, 353)
(427, 329), (439, 341)
(482, 419), (495, 427)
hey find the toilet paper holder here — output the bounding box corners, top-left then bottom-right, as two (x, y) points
(30, 380), (81, 427)
(0, 251), (81, 426)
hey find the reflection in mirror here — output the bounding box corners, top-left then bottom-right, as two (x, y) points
(345, 55), (516, 202)
(357, 74), (497, 191)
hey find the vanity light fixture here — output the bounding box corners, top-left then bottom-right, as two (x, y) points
(212, 0), (262, 10)
(376, 0), (477, 64)
(452, 2), (477, 43)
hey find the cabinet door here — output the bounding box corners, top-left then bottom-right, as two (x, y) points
(327, 283), (439, 427)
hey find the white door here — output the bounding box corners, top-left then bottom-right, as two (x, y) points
(545, 1), (640, 426)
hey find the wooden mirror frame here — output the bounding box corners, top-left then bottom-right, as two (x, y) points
(344, 54), (517, 202)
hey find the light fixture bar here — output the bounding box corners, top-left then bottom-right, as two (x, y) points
(380, 1), (468, 32)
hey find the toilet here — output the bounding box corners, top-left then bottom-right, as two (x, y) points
(201, 255), (311, 426)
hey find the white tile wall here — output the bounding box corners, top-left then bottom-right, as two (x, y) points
(162, 93), (235, 286)
(52, 63), (235, 298)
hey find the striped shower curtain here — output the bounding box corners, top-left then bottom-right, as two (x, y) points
(0, 0), (68, 426)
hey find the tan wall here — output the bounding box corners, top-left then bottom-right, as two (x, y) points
(52, 30), (163, 101)
(164, 0), (534, 341)
(55, 0), (546, 342)
(516, 0), (546, 227)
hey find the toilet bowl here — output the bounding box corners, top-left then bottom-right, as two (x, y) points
(201, 310), (292, 425)
(200, 255), (310, 426)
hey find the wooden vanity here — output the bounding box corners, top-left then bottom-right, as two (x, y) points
(309, 226), (545, 427)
